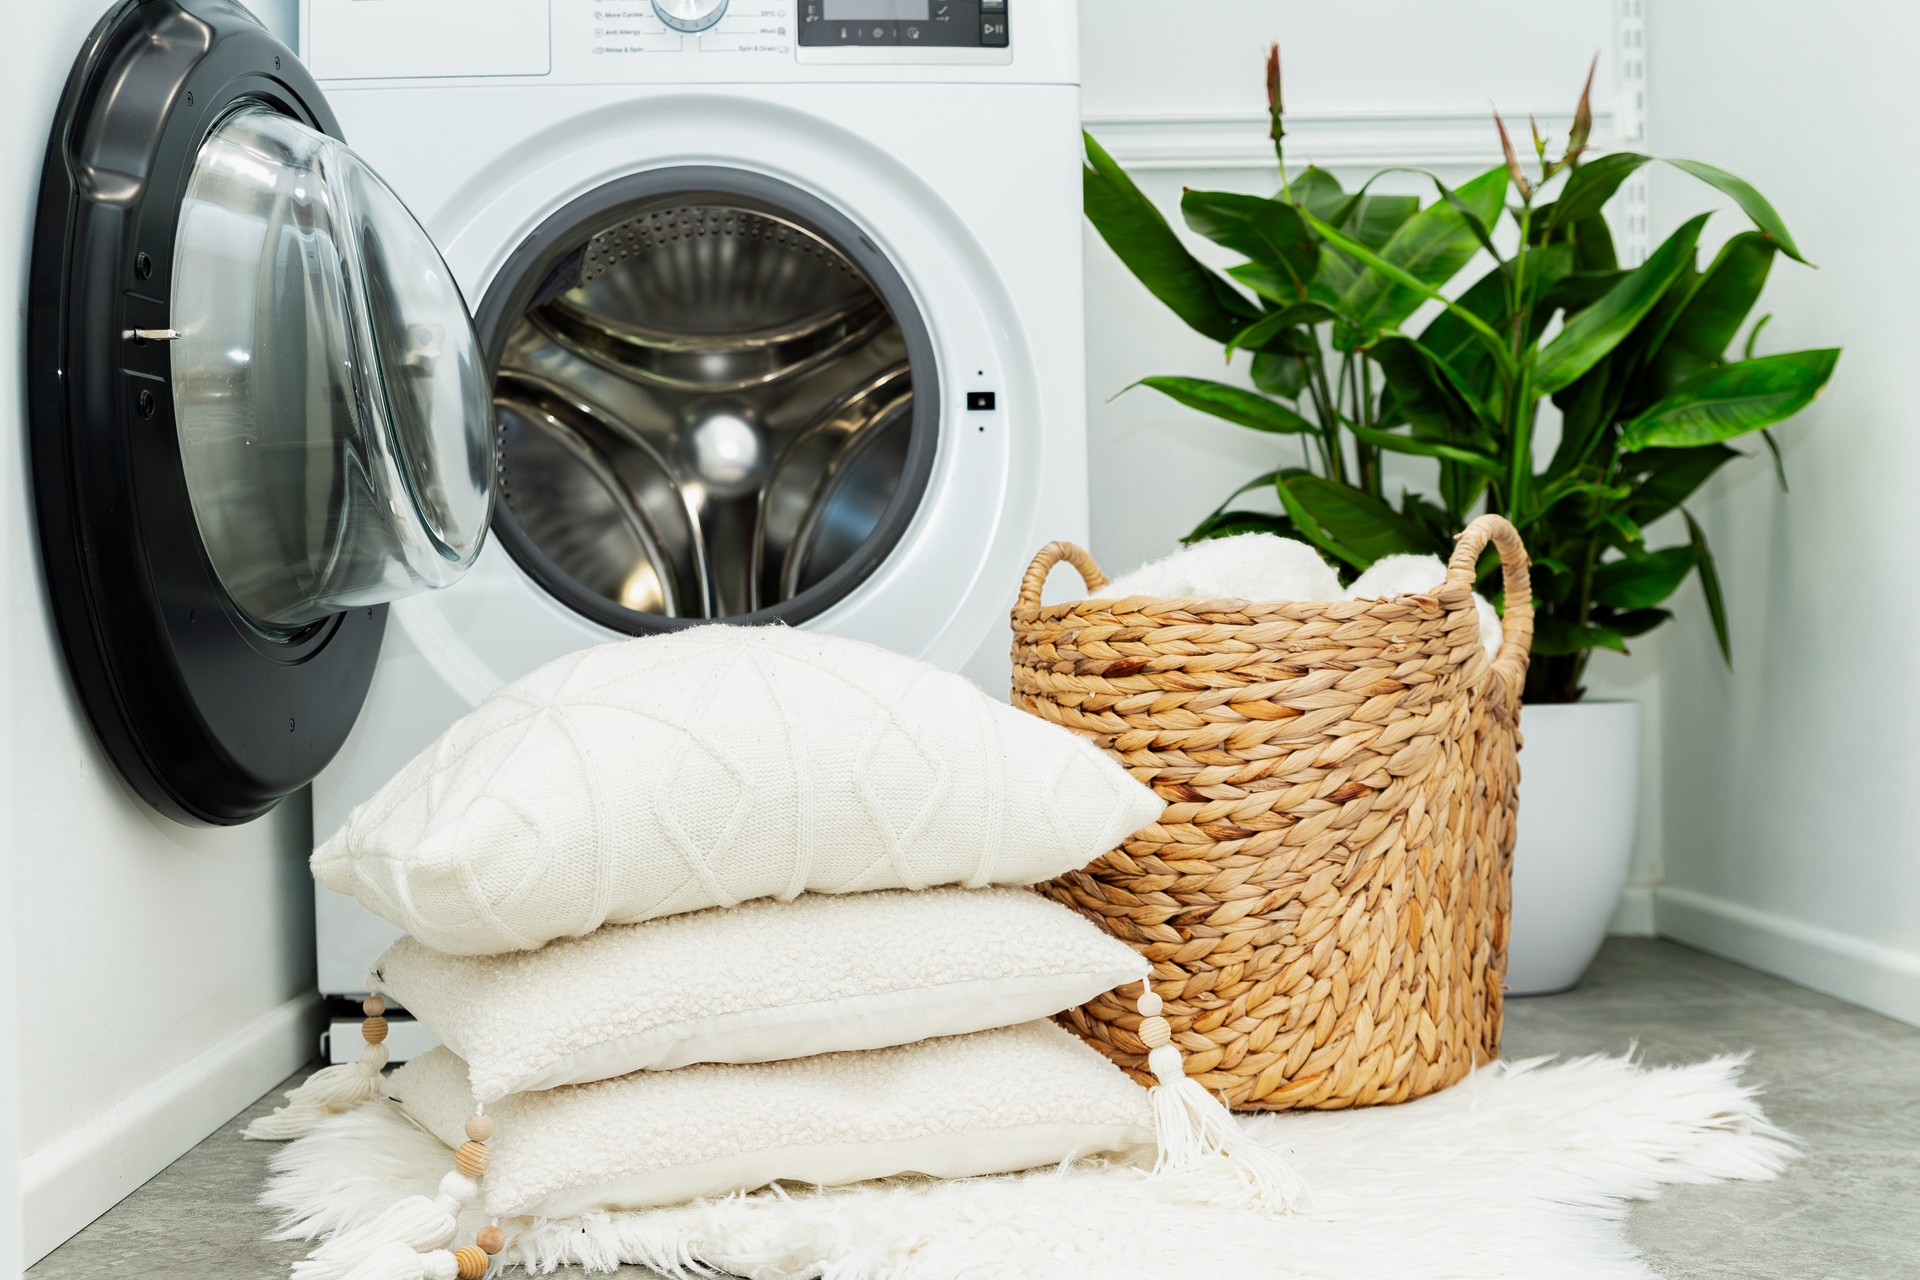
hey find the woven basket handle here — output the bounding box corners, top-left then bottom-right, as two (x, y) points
(1016, 541), (1109, 611)
(1446, 514), (1533, 694)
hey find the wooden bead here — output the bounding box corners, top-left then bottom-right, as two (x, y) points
(1140, 1014), (1172, 1050)
(476, 1226), (504, 1255)
(362, 995), (386, 1018)
(464, 1114), (494, 1142)
(454, 1244), (489, 1279)
(1137, 992), (1163, 1017)
(361, 1015), (389, 1045)
(455, 1140), (492, 1178)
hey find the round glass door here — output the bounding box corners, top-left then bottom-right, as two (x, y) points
(169, 105), (494, 632)
(485, 174), (936, 630)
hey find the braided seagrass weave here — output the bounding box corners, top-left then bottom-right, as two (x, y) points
(1011, 515), (1532, 1110)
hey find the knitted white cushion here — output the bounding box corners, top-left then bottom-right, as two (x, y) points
(311, 626), (1163, 956)
(387, 1022), (1155, 1218)
(372, 887), (1149, 1101)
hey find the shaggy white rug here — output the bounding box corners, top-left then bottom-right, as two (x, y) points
(263, 1054), (1792, 1280)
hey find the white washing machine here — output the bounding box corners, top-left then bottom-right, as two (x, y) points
(303, 0), (1089, 1017)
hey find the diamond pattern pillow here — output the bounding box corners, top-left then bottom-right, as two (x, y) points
(312, 625), (1163, 955)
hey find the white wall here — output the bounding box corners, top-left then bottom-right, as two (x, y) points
(5, 2), (321, 1264)
(1076, 0), (1662, 932)
(1646, 1), (1920, 1025)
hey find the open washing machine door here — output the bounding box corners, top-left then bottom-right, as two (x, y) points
(29, 0), (493, 824)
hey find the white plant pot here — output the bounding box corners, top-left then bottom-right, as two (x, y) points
(1505, 699), (1641, 996)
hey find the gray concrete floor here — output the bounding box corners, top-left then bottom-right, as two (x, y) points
(29, 939), (1920, 1278)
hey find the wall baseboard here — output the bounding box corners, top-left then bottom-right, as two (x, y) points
(1608, 883), (1657, 937)
(1655, 886), (1920, 1029)
(21, 993), (320, 1264)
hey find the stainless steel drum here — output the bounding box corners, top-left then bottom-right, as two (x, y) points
(489, 184), (931, 626)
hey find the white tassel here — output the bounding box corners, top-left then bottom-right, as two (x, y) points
(333, 1243), (459, 1280)
(293, 1172), (477, 1280)
(245, 1043), (391, 1141)
(1135, 988), (1309, 1213)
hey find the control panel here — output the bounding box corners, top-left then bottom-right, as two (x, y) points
(799, 1), (1007, 49)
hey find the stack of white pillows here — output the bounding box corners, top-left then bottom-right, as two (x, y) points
(252, 625), (1296, 1278)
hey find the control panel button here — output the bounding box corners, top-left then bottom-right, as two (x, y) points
(980, 0), (1004, 9)
(980, 16), (1007, 45)
(652, 0), (728, 32)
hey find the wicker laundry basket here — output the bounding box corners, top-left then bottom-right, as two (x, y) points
(1011, 514), (1532, 1110)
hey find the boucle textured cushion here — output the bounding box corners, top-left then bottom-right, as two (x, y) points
(373, 886), (1149, 1101)
(387, 1022), (1155, 1217)
(313, 626), (1163, 955)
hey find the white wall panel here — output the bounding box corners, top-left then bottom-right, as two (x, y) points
(1647, 0), (1920, 1024)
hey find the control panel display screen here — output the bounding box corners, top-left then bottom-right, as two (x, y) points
(823, 1), (930, 17)
(800, 0), (1006, 47)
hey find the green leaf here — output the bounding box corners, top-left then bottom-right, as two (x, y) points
(1643, 232), (1776, 395)
(1083, 132), (1259, 343)
(1127, 376), (1315, 434)
(1370, 335), (1497, 443)
(1598, 512), (1645, 548)
(1343, 421), (1503, 474)
(1277, 475), (1433, 569)
(1227, 263), (1300, 307)
(1282, 166), (1346, 221)
(1535, 213), (1709, 394)
(1300, 211), (1511, 363)
(1760, 428), (1790, 491)
(1685, 509), (1733, 664)
(1225, 302), (1337, 358)
(1186, 510), (1296, 543)
(1346, 192), (1421, 249)
(1621, 349), (1840, 449)
(1181, 190), (1319, 292)
(1611, 608), (1673, 638)
(1250, 349), (1310, 399)
(1272, 477), (1357, 566)
(1531, 615), (1629, 656)
(1593, 546), (1697, 609)
(1547, 358), (1618, 475)
(1421, 242), (1574, 374)
(1186, 469), (1291, 543)
(1336, 166), (1509, 331)
(1548, 152), (1652, 228)
(1570, 213), (1619, 271)
(1623, 444), (1739, 523)
(1548, 153), (1808, 264)
(1665, 158), (1808, 264)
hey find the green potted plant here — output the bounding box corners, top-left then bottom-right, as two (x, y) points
(1083, 49), (1838, 991)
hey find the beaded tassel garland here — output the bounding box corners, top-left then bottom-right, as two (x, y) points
(244, 995), (391, 1141)
(254, 981), (1303, 1278)
(256, 997), (503, 1280)
(1134, 984), (1309, 1213)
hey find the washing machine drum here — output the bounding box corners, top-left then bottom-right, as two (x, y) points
(483, 176), (938, 631)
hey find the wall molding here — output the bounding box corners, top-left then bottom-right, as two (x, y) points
(1081, 107), (1615, 171)
(22, 993), (320, 1264)
(1655, 886), (1920, 1029)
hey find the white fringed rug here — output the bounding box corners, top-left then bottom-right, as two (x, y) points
(264, 1054), (1791, 1280)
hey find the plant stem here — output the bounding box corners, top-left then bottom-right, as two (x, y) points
(1505, 200), (1537, 519)
(1310, 347), (1349, 485)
